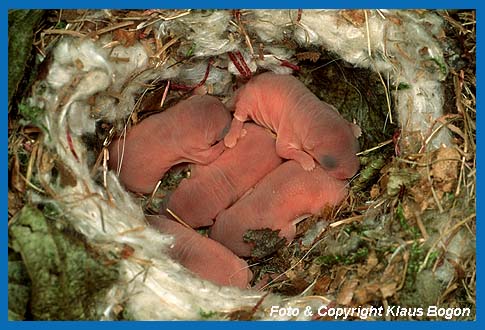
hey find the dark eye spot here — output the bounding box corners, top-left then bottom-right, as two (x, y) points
(320, 155), (337, 169)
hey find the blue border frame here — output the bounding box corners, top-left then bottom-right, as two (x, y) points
(3, 1), (480, 9)
(3, 0), (480, 328)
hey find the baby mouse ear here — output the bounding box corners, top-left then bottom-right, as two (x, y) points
(349, 122), (362, 138)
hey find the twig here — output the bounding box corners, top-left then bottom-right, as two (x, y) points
(414, 211), (429, 241)
(153, 36), (180, 60)
(95, 21), (136, 36)
(228, 51), (252, 78)
(356, 139), (393, 156)
(165, 208), (192, 230)
(425, 155), (444, 213)
(160, 81), (170, 108)
(232, 10), (254, 56)
(42, 29), (86, 38)
(144, 181), (163, 210)
(364, 10), (372, 57)
(25, 140), (39, 185)
(375, 9), (386, 20)
(329, 215), (364, 228)
(375, 69), (393, 124)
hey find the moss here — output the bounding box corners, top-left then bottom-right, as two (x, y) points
(302, 54), (397, 149)
(406, 240), (425, 285)
(8, 10), (45, 110)
(313, 246), (369, 267)
(8, 253), (31, 320)
(186, 42), (196, 57)
(18, 103), (46, 129)
(313, 231), (368, 267)
(396, 82), (411, 90)
(425, 57), (448, 77)
(8, 205), (120, 320)
(351, 154), (388, 193)
(198, 309), (220, 319)
(244, 228), (287, 259)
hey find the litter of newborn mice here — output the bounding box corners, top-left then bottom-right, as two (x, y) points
(112, 72), (354, 286)
(10, 9), (475, 321)
(162, 123), (283, 228)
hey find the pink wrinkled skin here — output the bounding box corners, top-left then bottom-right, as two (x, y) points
(147, 215), (252, 288)
(163, 123), (283, 228)
(223, 72), (360, 179)
(209, 160), (349, 257)
(109, 95), (231, 193)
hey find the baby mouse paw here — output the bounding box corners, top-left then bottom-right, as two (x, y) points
(300, 158), (316, 171)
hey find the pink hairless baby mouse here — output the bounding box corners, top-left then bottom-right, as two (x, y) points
(163, 123), (283, 228)
(224, 72), (361, 179)
(209, 160), (349, 257)
(147, 215), (252, 288)
(109, 95), (231, 193)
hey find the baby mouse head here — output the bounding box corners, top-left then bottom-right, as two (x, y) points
(304, 121), (361, 179)
(184, 95), (232, 147)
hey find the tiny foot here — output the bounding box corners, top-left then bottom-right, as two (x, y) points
(299, 158), (316, 171)
(224, 133), (238, 148)
(223, 118), (245, 148)
(276, 144), (317, 171)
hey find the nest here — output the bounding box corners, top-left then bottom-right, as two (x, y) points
(8, 9), (475, 320)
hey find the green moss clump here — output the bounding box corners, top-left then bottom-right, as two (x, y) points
(8, 205), (120, 320)
(8, 10), (45, 110)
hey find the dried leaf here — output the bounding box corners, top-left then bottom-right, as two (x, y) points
(357, 250), (378, 277)
(336, 278), (359, 305)
(387, 14), (402, 25)
(431, 147), (460, 192)
(313, 276), (332, 295)
(38, 149), (55, 175)
(340, 10), (366, 27)
(354, 283), (380, 304)
(380, 282), (398, 298)
(54, 160), (77, 187)
(385, 168), (421, 196)
(370, 184), (380, 199)
(10, 154), (26, 193)
(295, 51), (321, 62)
(112, 29), (137, 47)
(8, 191), (23, 217)
(330, 268), (348, 292)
